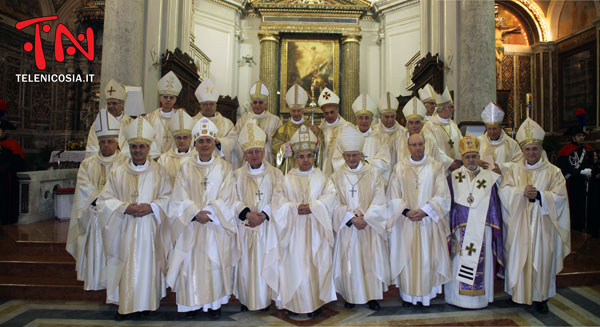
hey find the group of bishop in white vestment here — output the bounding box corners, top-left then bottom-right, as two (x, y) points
(66, 73), (570, 320)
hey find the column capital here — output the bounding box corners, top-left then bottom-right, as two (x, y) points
(531, 42), (555, 53)
(341, 34), (362, 44)
(258, 32), (280, 43)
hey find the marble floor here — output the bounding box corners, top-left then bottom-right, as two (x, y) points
(2, 286), (600, 326)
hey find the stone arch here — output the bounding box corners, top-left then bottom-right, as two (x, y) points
(497, 0), (548, 43)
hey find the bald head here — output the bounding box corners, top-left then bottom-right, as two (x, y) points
(407, 133), (425, 161)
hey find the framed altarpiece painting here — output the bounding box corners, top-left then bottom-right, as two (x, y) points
(279, 35), (340, 113)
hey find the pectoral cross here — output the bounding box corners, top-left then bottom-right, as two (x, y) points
(201, 176), (210, 190)
(131, 189), (139, 203)
(448, 139), (454, 148)
(455, 172), (466, 183)
(476, 179), (487, 189)
(465, 242), (476, 256)
(256, 189), (264, 202)
(107, 86), (116, 96)
(349, 186), (358, 198)
(415, 178), (420, 190)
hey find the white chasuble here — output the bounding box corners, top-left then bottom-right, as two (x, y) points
(146, 108), (184, 154)
(194, 112), (239, 167)
(422, 114), (463, 160)
(166, 155), (239, 311)
(85, 114), (133, 158)
(478, 131), (523, 171)
(272, 168), (337, 313)
(332, 128), (391, 182)
(318, 116), (350, 176)
(331, 162), (390, 304)
(499, 157), (570, 305)
(386, 156), (452, 305)
(390, 131), (454, 175)
(232, 161), (284, 310)
(157, 147), (196, 186)
(66, 152), (123, 290)
(98, 159), (172, 314)
(235, 112), (282, 166)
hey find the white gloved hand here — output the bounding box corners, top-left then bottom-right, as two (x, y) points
(580, 168), (592, 177)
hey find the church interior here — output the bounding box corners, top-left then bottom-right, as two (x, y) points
(1, 0), (600, 325)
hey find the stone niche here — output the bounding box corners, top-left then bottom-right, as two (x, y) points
(17, 169), (78, 224)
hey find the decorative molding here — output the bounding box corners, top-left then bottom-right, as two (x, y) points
(372, 0), (419, 16)
(511, 0), (550, 41)
(206, 0), (245, 11)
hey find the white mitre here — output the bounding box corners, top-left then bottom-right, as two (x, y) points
(285, 84), (309, 109)
(436, 86), (453, 107)
(418, 83), (437, 103)
(352, 93), (378, 117)
(402, 96), (427, 120)
(338, 125), (365, 153)
(290, 125), (318, 153)
(378, 91), (399, 114)
(239, 122), (266, 151)
(94, 108), (120, 138)
(123, 86), (145, 117)
(249, 81), (269, 100)
(105, 79), (126, 101)
(481, 102), (505, 125)
(125, 117), (155, 145)
(317, 87), (339, 107)
(158, 71), (182, 96)
(168, 110), (194, 136)
(195, 78), (219, 103)
(192, 117), (219, 141)
(516, 117), (545, 147)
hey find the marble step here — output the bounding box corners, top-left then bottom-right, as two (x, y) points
(0, 256), (76, 278)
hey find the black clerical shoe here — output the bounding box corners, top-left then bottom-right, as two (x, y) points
(240, 305), (249, 312)
(307, 308), (322, 318)
(113, 312), (141, 321)
(208, 308), (221, 319)
(535, 300), (549, 314)
(401, 300), (413, 308)
(368, 300), (380, 311)
(344, 301), (355, 309)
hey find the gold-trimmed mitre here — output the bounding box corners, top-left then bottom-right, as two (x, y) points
(125, 117), (155, 145)
(338, 125), (365, 153)
(158, 71), (182, 96)
(481, 102), (505, 125)
(418, 83), (437, 103)
(94, 108), (120, 138)
(285, 84), (309, 109)
(195, 78), (219, 103)
(192, 117), (218, 141)
(249, 81), (269, 101)
(436, 86), (453, 107)
(377, 91), (399, 114)
(317, 87), (339, 107)
(516, 117), (545, 147)
(239, 122), (266, 151)
(402, 96), (427, 120)
(458, 136), (480, 155)
(352, 92), (377, 117)
(168, 110), (194, 136)
(290, 125), (318, 153)
(104, 79), (126, 101)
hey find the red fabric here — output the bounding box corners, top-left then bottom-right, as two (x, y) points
(0, 138), (24, 159)
(575, 108), (586, 116)
(55, 187), (75, 194)
(558, 143), (593, 157)
(0, 99), (5, 112)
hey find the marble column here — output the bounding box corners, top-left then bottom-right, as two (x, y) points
(100, 0), (145, 105)
(259, 33), (280, 115)
(342, 34), (361, 124)
(458, 0), (495, 123)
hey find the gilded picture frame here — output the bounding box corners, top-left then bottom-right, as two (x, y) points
(280, 36), (340, 113)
